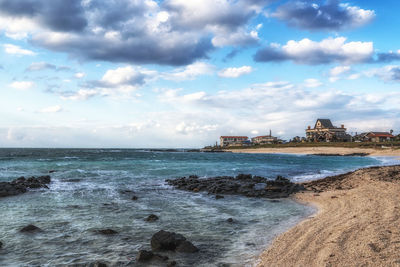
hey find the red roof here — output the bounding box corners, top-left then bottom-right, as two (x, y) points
(220, 136), (248, 139)
(367, 132), (394, 138)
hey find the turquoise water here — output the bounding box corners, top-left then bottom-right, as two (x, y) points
(0, 149), (387, 266)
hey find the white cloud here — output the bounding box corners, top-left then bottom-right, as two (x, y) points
(0, 16), (40, 40)
(75, 72), (86, 78)
(365, 65), (400, 82)
(162, 62), (215, 81)
(39, 105), (63, 113)
(9, 81), (34, 90)
(347, 73), (361, 80)
(303, 78), (322, 88)
(218, 66), (253, 78)
(211, 28), (259, 47)
(4, 44), (36, 56)
(330, 66), (351, 77)
(329, 66), (351, 82)
(255, 37), (374, 65)
(61, 89), (100, 101)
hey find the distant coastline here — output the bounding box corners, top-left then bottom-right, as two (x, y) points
(225, 145), (400, 157)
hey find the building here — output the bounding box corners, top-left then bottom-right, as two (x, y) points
(251, 130), (280, 144)
(220, 136), (249, 147)
(361, 132), (395, 142)
(306, 119), (350, 142)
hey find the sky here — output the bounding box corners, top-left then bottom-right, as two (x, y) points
(0, 0), (399, 148)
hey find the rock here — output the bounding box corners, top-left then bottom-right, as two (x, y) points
(0, 241), (2, 249)
(88, 261), (108, 267)
(48, 170), (56, 173)
(131, 196), (138, 200)
(151, 230), (188, 251)
(136, 250), (154, 262)
(0, 175), (51, 198)
(167, 261), (177, 266)
(153, 254), (169, 261)
(236, 174), (252, 180)
(215, 195), (224, 199)
(65, 179), (82, 183)
(166, 174), (304, 199)
(176, 240), (199, 253)
(226, 218), (234, 223)
(145, 214), (159, 222)
(120, 190), (135, 194)
(20, 224), (41, 233)
(97, 229), (118, 235)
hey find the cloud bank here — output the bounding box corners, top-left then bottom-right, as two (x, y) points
(273, 0), (375, 31)
(0, 0), (271, 66)
(254, 37), (373, 65)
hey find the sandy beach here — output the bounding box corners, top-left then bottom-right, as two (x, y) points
(257, 165), (400, 267)
(227, 146), (400, 157)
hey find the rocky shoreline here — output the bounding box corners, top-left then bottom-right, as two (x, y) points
(166, 174), (305, 199)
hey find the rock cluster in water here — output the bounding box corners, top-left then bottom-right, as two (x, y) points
(166, 174), (305, 198)
(0, 175), (51, 198)
(137, 230), (198, 265)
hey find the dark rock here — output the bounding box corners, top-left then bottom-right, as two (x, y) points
(20, 224), (41, 233)
(120, 190), (135, 194)
(236, 174), (252, 180)
(88, 261), (108, 267)
(136, 250), (154, 262)
(215, 195), (224, 199)
(0, 241), (2, 249)
(176, 240), (199, 253)
(167, 261), (177, 266)
(226, 218), (234, 223)
(0, 175), (51, 198)
(153, 254), (169, 261)
(145, 214), (159, 222)
(151, 230), (196, 252)
(131, 196), (138, 200)
(166, 174), (304, 199)
(48, 170), (56, 173)
(65, 179), (82, 183)
(97, 229), (118, 235)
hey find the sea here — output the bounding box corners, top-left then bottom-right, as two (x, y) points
(0, 148), (395, 267)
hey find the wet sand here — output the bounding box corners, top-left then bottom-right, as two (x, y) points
(257, 165), (400, 267)
(227, 146), (400, 157)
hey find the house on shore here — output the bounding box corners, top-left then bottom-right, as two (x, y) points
(251, 130), (282, 144)
(306, 119), (350, 142)
(220, 136), (249, 147)
(355, 131), (395, 142)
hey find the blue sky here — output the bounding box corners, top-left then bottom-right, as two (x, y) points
(0, 0), (399, 148)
